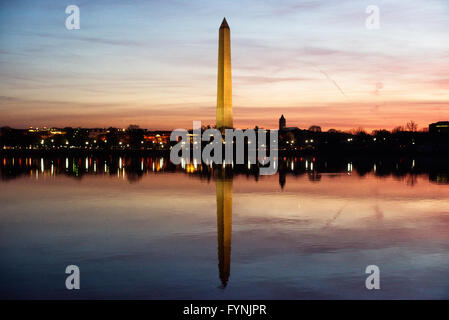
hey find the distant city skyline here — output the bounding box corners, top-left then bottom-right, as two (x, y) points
(0, 0), (448, 131)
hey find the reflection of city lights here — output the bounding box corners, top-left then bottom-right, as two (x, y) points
(185, 163), (196, 173)
(3, 154), (414, 183)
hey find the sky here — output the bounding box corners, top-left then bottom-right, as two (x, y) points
(0, 0), (448, 131)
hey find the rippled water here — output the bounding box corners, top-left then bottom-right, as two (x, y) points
(0, 155), (448, 299)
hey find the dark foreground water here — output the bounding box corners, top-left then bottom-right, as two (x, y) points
(0, 155), (448, 299)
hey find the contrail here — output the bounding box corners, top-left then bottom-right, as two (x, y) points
(301, 58), (349, 98)
(319, 69), (348, 98)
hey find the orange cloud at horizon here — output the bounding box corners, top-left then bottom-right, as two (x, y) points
(1, 95), (447, 132)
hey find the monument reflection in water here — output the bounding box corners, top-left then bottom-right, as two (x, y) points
(216, 171), (233, 287)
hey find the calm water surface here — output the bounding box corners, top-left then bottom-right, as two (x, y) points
(0, 156), (448, 299)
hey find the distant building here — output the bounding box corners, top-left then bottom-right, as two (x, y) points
(429, 121), (449, 134)
(278, 115), (299, 132)
(144, 131), (171, 146)
(279, 115), (286, 130)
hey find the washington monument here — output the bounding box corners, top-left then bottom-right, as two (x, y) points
(216, 18), (233, 129)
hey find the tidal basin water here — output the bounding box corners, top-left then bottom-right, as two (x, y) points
(0, 155), (448, 299)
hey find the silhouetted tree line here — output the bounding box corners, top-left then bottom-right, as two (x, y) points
(1, 124), (448, 155)
(278, 127), (449, 155)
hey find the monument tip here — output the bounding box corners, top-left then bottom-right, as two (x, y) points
(220, 17), (229, 29)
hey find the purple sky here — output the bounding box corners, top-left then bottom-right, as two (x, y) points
(0, 0), (448, 131)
